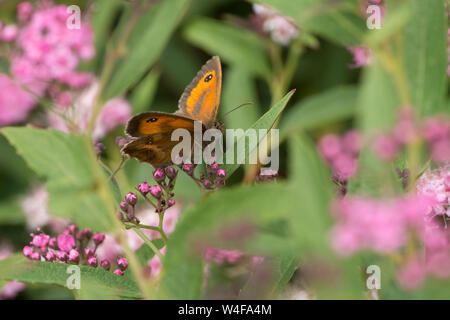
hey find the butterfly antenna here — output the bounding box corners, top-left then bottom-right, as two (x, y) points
(222, 102), (254, 118)
(109, 155), (127, 181)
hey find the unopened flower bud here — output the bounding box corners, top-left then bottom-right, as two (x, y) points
(31, 251), (41, 261)
(57, 251), (68, 262)
(117, 257), (128, 271)
(167, 199), (175, 207)
(113, 269), (124, 276)
(182, 164), (195, 175)
(150, 185), (162, 199)
(45, 251), (56, 262)
(153, 168), (165, 182)
(88, 256), (98, 267)
(125, 192), (137, 206)
(85, 248), (95, 257)
(93, 233), (105, 245)
(68, 249), (80, 263)
(68, 224), (78, 235)
(216, 169), (226, 179)
(137, 182), (150, 197)
(119, 201), (128, 212)
(101, 259), (111, 271)
(165, 167), (177, 179)
(203, 179), (213, 189)
(23, 246), (33, 258)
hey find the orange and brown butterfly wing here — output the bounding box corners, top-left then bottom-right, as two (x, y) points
(176, 56), (222, 128)
(123, 112), (199, 167)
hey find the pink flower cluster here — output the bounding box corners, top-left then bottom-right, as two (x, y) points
(347, 46), (374, 68)
(373, 109), (450, 163)
(0, 1), (95, 126)
(331, 190), (450, 289)
(252, 4), (298, 46)
(416, 166), (450, 220)
(23, 224), (128, 276)
(331, 195), (434, 256)
(204, 247), (264, 268)
(318, 130), (362, 181)
(179, 162), (227, 190)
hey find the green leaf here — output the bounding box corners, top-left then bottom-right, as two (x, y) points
(222, 67), (260, 130)
(0, 200), (25, 225)
(222, 90), (296, 179)
(280, 85), (358, 137)
(129, 68), (160, 114)
(158, 183), (295, 299)
(183, 18), (271, 79)
(402, 0), (448, 116)
(0, 254), (141, 299)
(103, 0), (190, 100)
(1, 127), (114, 231)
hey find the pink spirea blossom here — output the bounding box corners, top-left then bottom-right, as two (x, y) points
(252, 4), (298, 46)
(48, 81), (132, 140)
(422, 117), (450, 163)
(205, 247), (244, 265)
(331, 195), (434, 256)
(0, 2), (95, 127)
(57, 232), (75, 252)
(0, 74), (36, 126)
(318, 130), (362, 180)
(0, 242), (25, 299)
(416, 166), (450, 218)
(347, 46), (373, 68)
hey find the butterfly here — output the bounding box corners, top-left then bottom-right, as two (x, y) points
(121, 56), (223, 168)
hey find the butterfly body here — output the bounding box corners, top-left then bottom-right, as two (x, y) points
(122, 56), (223, 167)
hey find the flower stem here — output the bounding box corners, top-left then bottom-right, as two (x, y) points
(133, 228), (164, 262)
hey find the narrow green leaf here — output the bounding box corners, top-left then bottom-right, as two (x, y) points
(103, 0), (190, 100)
(129, 69), (160, 114)
(280, 85), (358, 137)
(222, 90), (295, 179)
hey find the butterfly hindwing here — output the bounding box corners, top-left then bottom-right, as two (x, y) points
(176, 56), (222, 127)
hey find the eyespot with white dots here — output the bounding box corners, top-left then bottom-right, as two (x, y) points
(146, 118), (158, 123)
(204, 74), (213, 82)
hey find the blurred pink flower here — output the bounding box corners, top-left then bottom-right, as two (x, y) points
(396, 258), (426, 291)
(416, 166), (450, 218)
(0, 242), (25, 300)
(48, 80), (132, 140)
(95, 235), (123, 262)
(348, 46), (373, 68)
(147, 246), (166, 278)
(372, 134), (398, 160)
(0, 74), (37, 126)
(1, 24), (19, 42)
(17, 2), (33, 22)
(93, 98), (132, 141)
(205, 247), (244, 265)
(252, 4), (298, 46)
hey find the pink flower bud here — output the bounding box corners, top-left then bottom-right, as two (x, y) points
(119, 201), (128, 212)
(182, 164), (195, 174)
(23, 246), (33, 258)
(125, 192), (137, 206)
(31, 233), (50, 248)
(167, 199), (175, 207)
(68, 224), (78, 235)
(138, 182), (150, 196)
(117, 257), (128, 271)
(85, 248), (95, 257)
(49, 237), (56, 248)
(88, 256), (98, 267)
(68, 249), (80, 263)
(113, 269), (124, 276)
(203, 180), (213, 189)
(31, 251), (41, 261)
(1, 24), (18, 42)
(165, 167), (177, 179)
(216, 169), (226, 179)
(79, 228), (92, 239)
(57, 251), (68, 262)
(150, 185), (162, 199)
(93, 233), (105, 245)
(100, 259), (111, 271)
(153, 168), (165, 182)
(57, 233), (75, 252)
(17, 2), (33, 22)
(45, 251), (56, 262)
